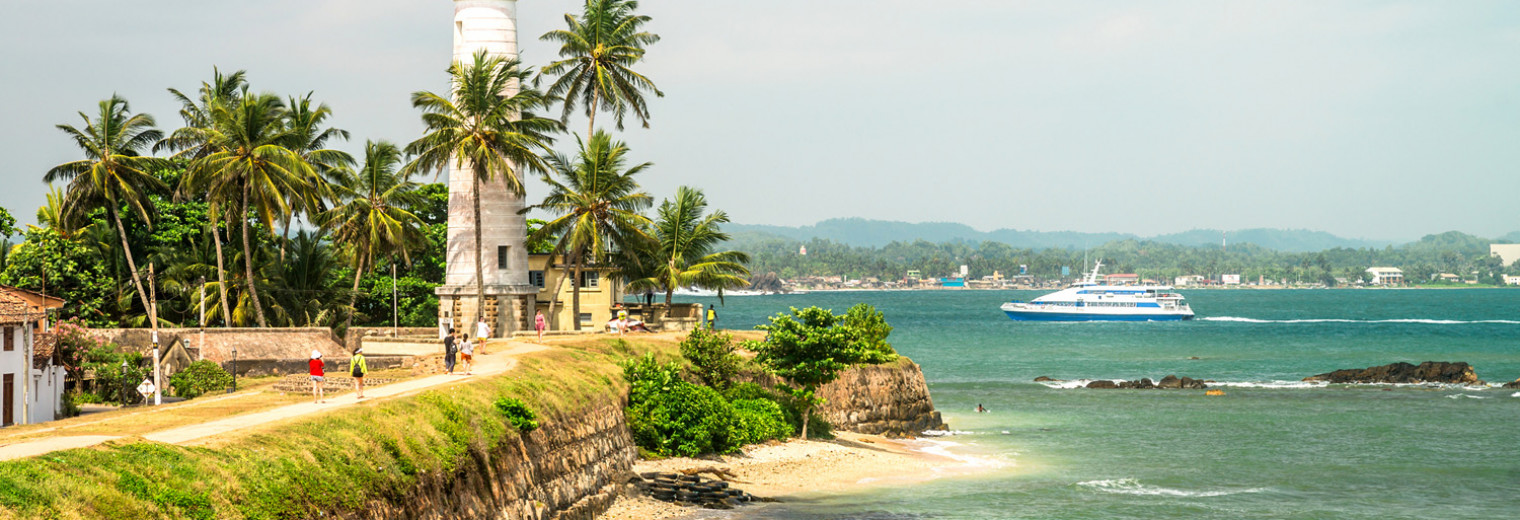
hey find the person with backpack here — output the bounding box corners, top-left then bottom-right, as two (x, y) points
(350, 347), (369, 399)
(444, 328), (458, 374)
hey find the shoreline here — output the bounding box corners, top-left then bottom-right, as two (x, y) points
(597, 431), (1007, 519)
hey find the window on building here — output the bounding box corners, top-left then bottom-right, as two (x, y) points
(497, 246), (510, 270)
(580, 271), (600, 289)
(529, 270), (545, 288)
(578, 313), (592, 325)
(2, 327), (11, 351)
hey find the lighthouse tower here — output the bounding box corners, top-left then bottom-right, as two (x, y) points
(435, 0), (536, 337)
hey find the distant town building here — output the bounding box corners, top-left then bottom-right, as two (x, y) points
(1174, 275), (1206, 286)
(1490, 244), (1520, 267)
(799, 245), (807, 256)
(1104, 274), (1139, 286)
(906, 269), (921, 280)
(1504, 275), (1520, 286)
(1433, 273), (1461, 283)
(1221, 274), (1242, 285)
(1366, 267), (1404, 285)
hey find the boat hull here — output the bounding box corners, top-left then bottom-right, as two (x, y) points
(1002, 309), (1194, 322)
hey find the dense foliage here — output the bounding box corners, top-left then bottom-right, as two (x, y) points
(733, 231), (1518, 287)
(168, 360), (233, 399)
(677, 327), (741, 390)
(493, 397), (540, 431)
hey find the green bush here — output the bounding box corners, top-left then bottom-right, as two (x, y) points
(168, 360), (233, 399)
(623, 354), (740, 457)
(72, 392), (103, 404)
(494, 397), (540, 431)
(679, 328), (741, 390)
(730, 398), (793, 445)
(841, 303), (899, 364)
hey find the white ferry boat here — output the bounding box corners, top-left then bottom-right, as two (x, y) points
(1000, 261), (1194, 321)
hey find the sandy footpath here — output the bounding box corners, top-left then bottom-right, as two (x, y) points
(598, 431), (1005, 519)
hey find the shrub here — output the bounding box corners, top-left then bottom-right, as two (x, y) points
(679, 328), (741, 390)
(623, 354), (740, 456)
(730, 398), (792, 445)
(841, 303), (899, 364)
(169, 360), (233, 399)
(72, 392), (103, 405)
(494, 397), (539, 431)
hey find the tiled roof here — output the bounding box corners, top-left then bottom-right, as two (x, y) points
(0, 292), (44, 324)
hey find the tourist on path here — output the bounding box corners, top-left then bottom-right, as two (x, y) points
(534, 310), (546, 341)
(444, 328), (458, 374)
(475, 317), (491, 355)
(350, 347), (369, 399)
(308, 350), (326, 404)
(706, 307), (718, 330)
(460, 338), (474, 375)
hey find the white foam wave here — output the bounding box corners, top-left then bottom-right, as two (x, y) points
(1201, 316), (1520, 325)
(1512, 392), (1520, 398)
(1446, 394), (1487, 399)
(919, 430), (974, 437)
(1078, 478), (1268, 497)
(1042, 379), (1496, 390)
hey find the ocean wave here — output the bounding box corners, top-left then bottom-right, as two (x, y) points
(1039, 379), (1498, 390)
(1512, 392), (1520, 398)
(909, 438), (1011, 471)
(919, 430), (975, 437)
(1201, 316), (1520, 325)
(1446, 394), (1487, 399)
(1078, 478), (1268, 497)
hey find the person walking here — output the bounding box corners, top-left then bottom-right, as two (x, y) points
(308, 350), (326, 404)
(350, 347), (369, 399)
(443, 328), (458, 374)
(534, 310), (547, 342)
(706, 307), (718, 330)
(460, 337), (475, 375)
(475, 317), (491, 355)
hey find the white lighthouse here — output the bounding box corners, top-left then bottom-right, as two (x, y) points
(435, 0), (536, 337)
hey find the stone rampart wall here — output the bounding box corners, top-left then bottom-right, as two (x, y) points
(751, 357), (946, 437)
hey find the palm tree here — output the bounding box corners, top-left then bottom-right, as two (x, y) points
(630, 186), (750, 305)
(278, 93), (353, 261)
(320, 140), (427, 332)
(180, 91), (314, 327)
(525, 131), (652, 330)
(540, 0), (663, 139)
(44, 95), (169, 331)
(160, 68), (249, 327)
(404, 50), (560, 328)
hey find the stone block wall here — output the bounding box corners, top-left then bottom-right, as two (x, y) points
(750, 357), (947, 437)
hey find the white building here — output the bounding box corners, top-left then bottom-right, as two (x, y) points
(1, 292), (65, 427)
(1490, 244), (1520, 267)
(1504, 275), (1520, 286)
(1366, 267), (1404, 286)
(1221, 274), (1242, 285)
(1174, 275), (1205, 286)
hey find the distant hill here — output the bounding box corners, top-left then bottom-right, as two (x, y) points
(726, 218), (1394, 252)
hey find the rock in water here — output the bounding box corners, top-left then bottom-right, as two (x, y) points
(1157, 375), (1182, 389)
(1503, 378), (1520, 389)
(1302, 362), (1480, 384)
(1086, 380), (1119, 389)
(1034, 376), (1061, 382)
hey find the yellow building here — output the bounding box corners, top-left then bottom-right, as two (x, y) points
(527, 254), (624, 332)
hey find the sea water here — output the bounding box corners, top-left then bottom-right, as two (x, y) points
(678, 289), (1520, 519)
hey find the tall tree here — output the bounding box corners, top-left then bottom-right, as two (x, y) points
(525, 131), (652, 330)
(540, 0), (663, 139)
(404, 50), (560, 327)
(278, 93), (353, 261)
(320, 140), (427, 332)
(44, 95), (169, 332)
(160, 68), (249, 326)
(630, 186), (750, 305)
(180, 91), (314, 327)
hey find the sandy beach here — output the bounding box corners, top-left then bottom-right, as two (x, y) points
(597, 431), (1004, 519)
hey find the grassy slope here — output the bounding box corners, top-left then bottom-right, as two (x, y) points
(0, 338), (681, 520)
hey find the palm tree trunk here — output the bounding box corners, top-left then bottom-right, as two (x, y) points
(345, 254), (365, 334)
(544, 251), (571, 331)
(472, 169), (486, 330)
(664, 260), (677, 306)
(587, 89), (599, 142)
(279, 218), (292, 263)
(801, 403), (811, 439)
(241, 183), (269, 327)
(571, 259), (583, 331)
(211, 209), (233, 326)
(109, 208), (157, 333)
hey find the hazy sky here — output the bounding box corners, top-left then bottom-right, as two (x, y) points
(2, 1), (1518, 242)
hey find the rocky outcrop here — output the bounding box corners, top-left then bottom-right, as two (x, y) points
(349, 400), (636, 520)
(1085, 375), (1207, 389)
(1503, 379), (1520, 389)
(1303, 362), (1481, 384)
(748, 357), (947, 437)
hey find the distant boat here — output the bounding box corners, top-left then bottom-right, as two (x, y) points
(1000, 260), (1195, 321)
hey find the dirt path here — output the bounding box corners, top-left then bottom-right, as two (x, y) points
(0, 341), (549, 461)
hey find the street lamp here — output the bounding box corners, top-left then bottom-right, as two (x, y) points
(230, 345), (238, 393)
(120, 360), (129, 407)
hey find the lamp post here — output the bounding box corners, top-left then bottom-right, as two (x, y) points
(120, 360), (129, 407)
(230, 345), (238, 393)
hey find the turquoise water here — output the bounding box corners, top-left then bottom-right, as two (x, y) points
(684, 289), (1520, 519)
